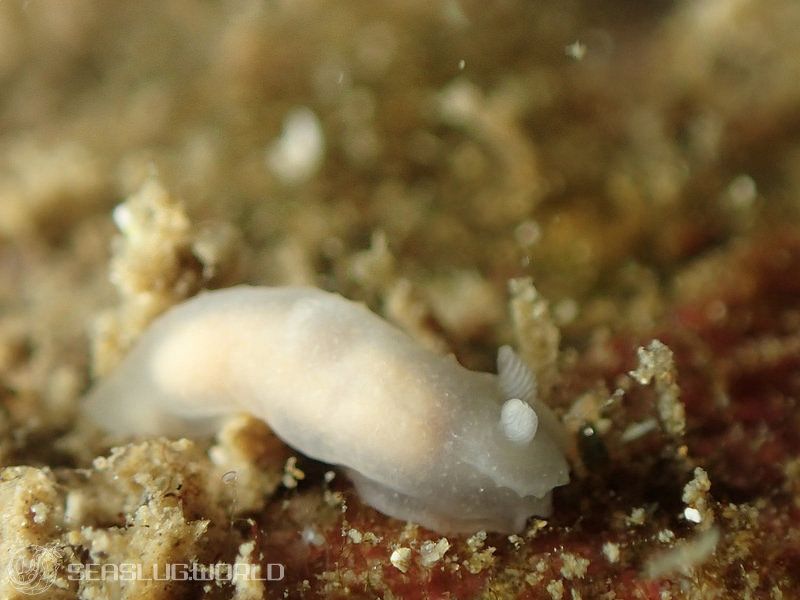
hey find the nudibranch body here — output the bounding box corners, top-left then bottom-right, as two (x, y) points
(83, 286), (569, 533)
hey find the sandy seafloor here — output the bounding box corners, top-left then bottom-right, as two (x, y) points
(2, 1), (800, 598)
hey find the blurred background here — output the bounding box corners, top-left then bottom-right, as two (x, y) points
(3, 0), (799, 354)
(2, 1), (800, 597)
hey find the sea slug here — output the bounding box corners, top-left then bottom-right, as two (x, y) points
(83, 285), (569, 533)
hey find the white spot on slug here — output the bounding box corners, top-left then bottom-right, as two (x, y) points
(500, 398), (538, 445)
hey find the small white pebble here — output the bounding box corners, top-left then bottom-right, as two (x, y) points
(266, 107), (325, 185)
(559, 553), (589, 580)
(514, 220), (541, 247)
(553, 298), (579, 325)
(390, 547), (412, 573)
(282, 456), (305, 489)
(419, 538), (451, 567)
(725, 174), (757, 209)
(621, 419), (658, 443)
(466, 530), (487, 551)
(627, 507), (646, 526)
(658, 529), (676, 543)
(324, 489), (345, 508)
(301, 526), (325, 546)
(524, 571), (542, 587)
(438, 80), (481, 125)
(684, 507), (703, 523)
(527, 518), (549, 537)
(64, 491), (88, 525)
(682, 467), (713, 528)
(361, 531), (381, 544)
(111, 203), (132, 234)
(547, 579), (565, 600)
(565, 40), (587, 61)
(31, 502), (49, 524)
(602, 542), (620, 563)
(347, 528), (363, 544)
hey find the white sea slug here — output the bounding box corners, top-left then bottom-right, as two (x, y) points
(83, 286), (569, 533)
